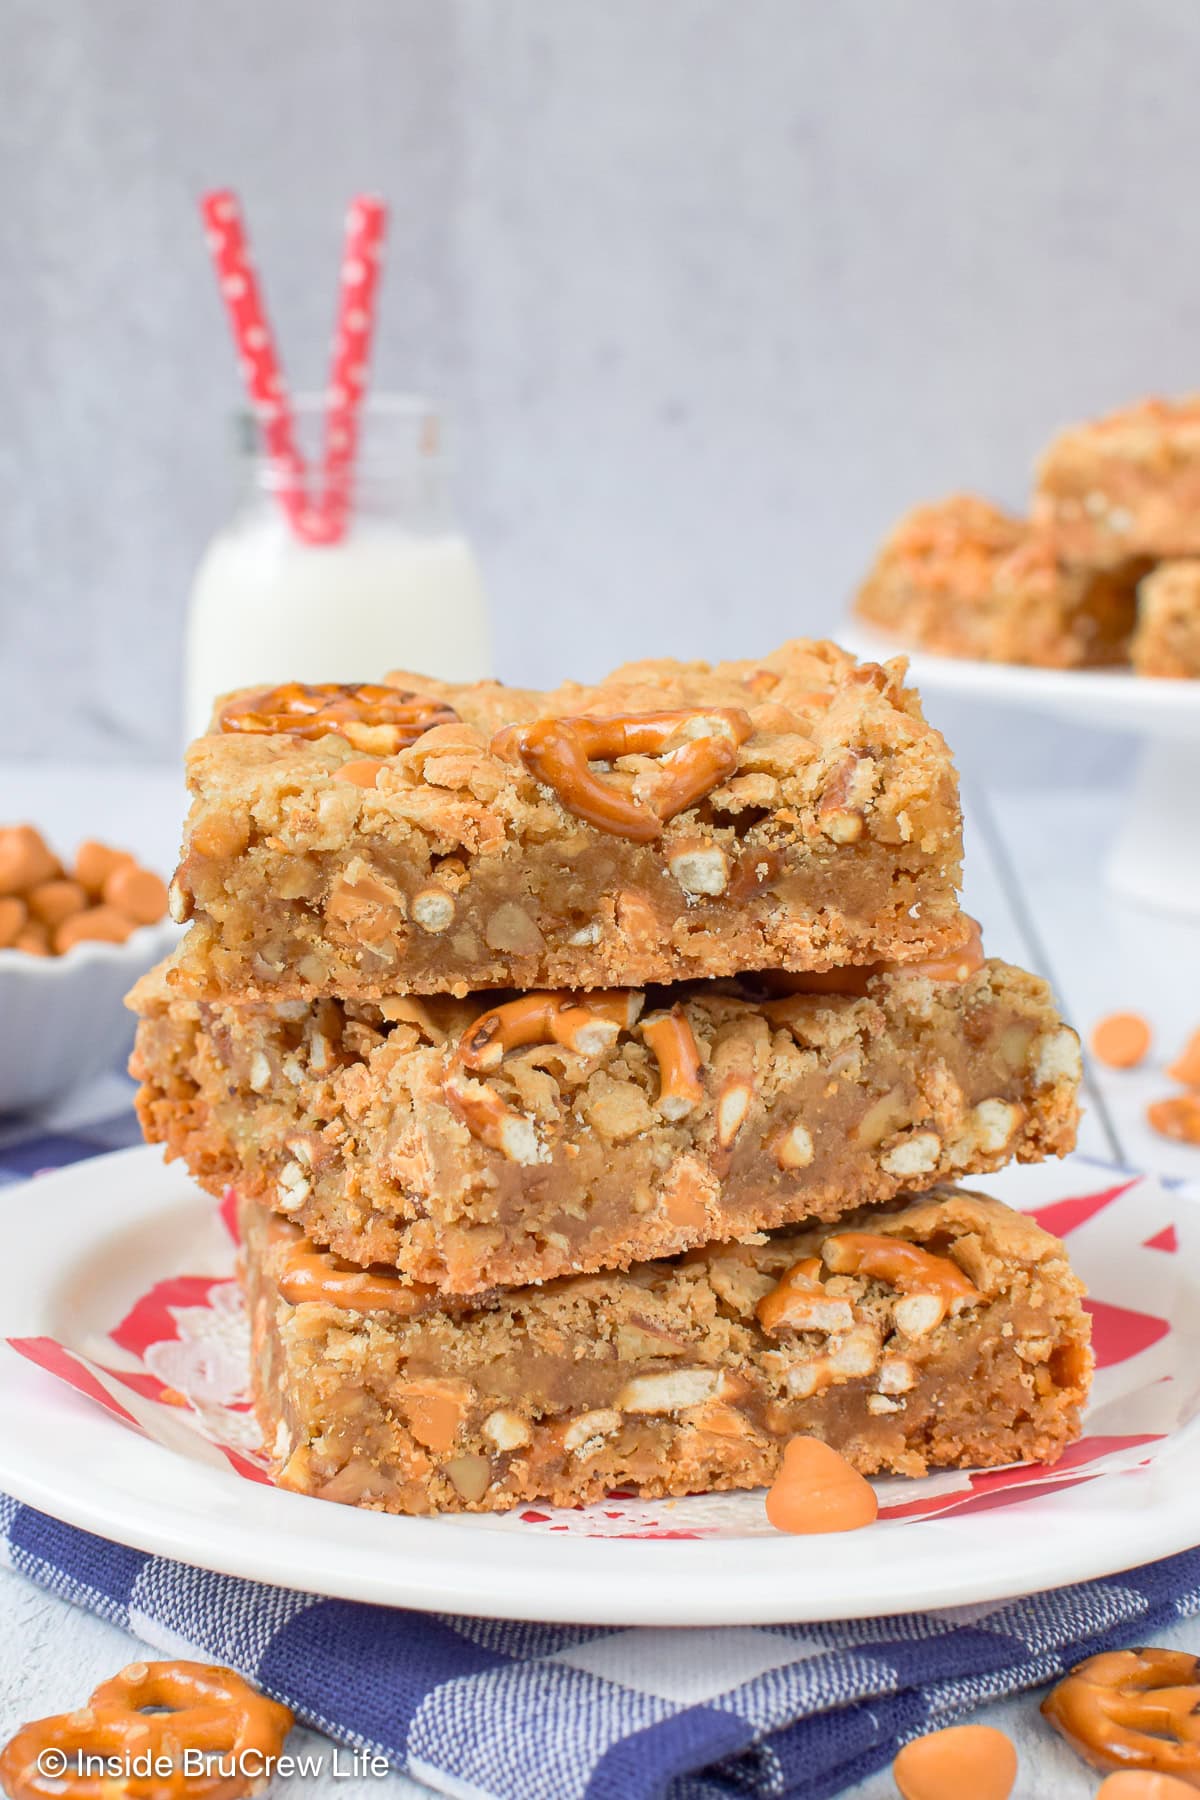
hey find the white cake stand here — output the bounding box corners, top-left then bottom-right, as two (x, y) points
(844, 625), (1200, 920)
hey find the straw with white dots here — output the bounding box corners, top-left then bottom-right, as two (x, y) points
(199, 188), (388, 546)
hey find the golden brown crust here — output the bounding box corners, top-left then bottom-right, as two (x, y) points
(170, 639), (965, 1000)
(244, 1186), (1092, 1515)
(130, 956), (1080, 1293)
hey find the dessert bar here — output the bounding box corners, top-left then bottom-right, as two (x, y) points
(243, 1187), (1093, 1515)
(854, 495), (1142, 668)
(1034, 396), (1200, 568)
(132, 949), (1081, 1293)
(1131, 560), (1200, 678)
(166, 640), (966, 1000)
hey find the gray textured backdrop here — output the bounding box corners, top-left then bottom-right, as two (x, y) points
(4, 0), (1200, 766)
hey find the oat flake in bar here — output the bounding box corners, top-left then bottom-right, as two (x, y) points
(166, 640), (966, 1000)
(243, 1187), (1093, 1516)
(132, 946), (1081, 1295)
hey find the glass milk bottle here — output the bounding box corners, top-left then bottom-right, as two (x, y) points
(184, 396), (491, 740)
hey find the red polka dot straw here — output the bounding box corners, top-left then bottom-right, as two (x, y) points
(312, 196), (388, 543)
(198, 190), (388, 546)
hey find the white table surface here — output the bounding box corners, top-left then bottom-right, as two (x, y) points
(2, 761), (1199, 1800)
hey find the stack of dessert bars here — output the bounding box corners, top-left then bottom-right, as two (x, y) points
(130, 641), (1093, 1516)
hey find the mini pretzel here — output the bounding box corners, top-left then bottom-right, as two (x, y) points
(0, 1659), (293, 1800)
(640, 1007), (705, 1119)
(219, 681), (458, 752)
(1041, 1648), (1200, 1779)
(491, 707), (753, 841)
(457, 991), (642, 1072)
(756, 1256), (858, 1335)
(278, 1241), (438, 1317)
(446, 990), (644, 1160)
(821, 1232), (980, 1323)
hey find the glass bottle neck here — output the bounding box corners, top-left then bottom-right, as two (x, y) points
(232, 397), (453, 536)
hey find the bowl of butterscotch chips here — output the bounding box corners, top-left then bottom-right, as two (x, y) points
(0, 826), (180, 1115)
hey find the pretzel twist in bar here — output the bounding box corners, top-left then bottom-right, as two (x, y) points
(220, 681), (457, 750)
(491, 707), (753, 840)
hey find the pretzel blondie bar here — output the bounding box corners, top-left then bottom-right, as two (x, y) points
(855, 495), (1142, 668)
(243, 1187), (1092, 1515)
(1034, 396), (1200, 568)
(166, 641), (966, 1000)
(132, 948), (1080, 1293)
(1131, 561), (1200, 678)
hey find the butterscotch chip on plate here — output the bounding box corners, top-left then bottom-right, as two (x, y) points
(242, 1186), (1092, 1515)
(168, 641), (967, 1000)
(1131, 560), (1200, 679)
(855, 495), (1142, 668)
(130, 950), (1081, 1293)
(1034, 395), (1200, 568)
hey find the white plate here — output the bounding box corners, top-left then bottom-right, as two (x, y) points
(1, 1145), (1198, 1627)
(842, 623), (1200, 742)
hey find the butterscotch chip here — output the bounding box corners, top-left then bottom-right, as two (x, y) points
(1147, 1094), (1200, 1146)
(55, 905), (137, 953)
(1167, 1029), (1200, 1088)
(26, 878), (88, 929)
(0, 825), (59, 897)
(103, 863), (169, 925)
(893, 1725), (1017, 1800)
(333, 758), (385, 788)
(1090, 1011), (1151, 1070)
(764, 1437), (878, 1534)
(1096, 1775), (1198, 1797)
(0, 896), (26, 948)
(189, 812), (250, 859)
(13, 923), (50, 956)
(74, 839), (135, 898)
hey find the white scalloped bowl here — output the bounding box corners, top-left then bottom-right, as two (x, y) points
(0, 919), (183, 1116)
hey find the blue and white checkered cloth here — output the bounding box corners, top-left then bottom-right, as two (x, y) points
(5, 1109), (1200, 1800)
